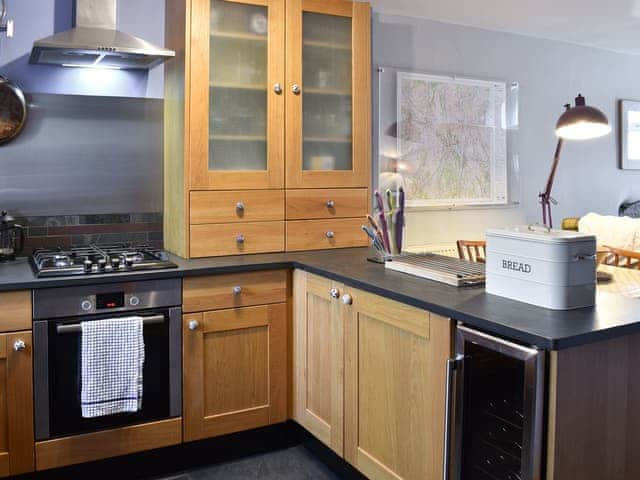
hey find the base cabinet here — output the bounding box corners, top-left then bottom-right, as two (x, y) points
(292, 271), (344, 455)
(293, 271), (452, 480)
(0, 331), (34, 477)
(183, 304), (288, 441)
(345, 288), (452, 480)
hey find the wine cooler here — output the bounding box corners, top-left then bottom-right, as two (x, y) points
(444, 325), (546, 480)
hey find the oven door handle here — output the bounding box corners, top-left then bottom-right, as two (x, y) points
(443, 354), (464, 480)
(56, 314), (166, 334)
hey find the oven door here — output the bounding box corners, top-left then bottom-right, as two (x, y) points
(33, 307), (182, 441)
(443, 325), (545, 480)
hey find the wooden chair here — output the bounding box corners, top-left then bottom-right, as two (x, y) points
(602, 245), (640, 269)
(456, 240), (487, 263)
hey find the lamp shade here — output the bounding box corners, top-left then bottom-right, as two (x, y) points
(555, 94), (611, 140)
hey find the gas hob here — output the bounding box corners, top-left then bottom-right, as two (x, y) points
(30, 243), (178, 277)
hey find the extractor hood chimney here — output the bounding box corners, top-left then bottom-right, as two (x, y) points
(29, 0), (174, 70)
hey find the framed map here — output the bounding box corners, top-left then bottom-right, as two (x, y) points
(396, 72), (508, 206)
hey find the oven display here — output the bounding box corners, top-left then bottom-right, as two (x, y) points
(96, 292), (125, 309)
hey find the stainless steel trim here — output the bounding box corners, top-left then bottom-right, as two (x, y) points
(33, 278), (181, 319)
(453, 325), (546, 480)
(168, 307), (182, 418)
(443, 354), (464, 480)
(33, 320), (50, 441)
(55, 313), (165, 334)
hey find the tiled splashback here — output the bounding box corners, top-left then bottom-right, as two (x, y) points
(14, 212), (163, 255)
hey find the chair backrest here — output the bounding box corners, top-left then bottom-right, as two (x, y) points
(602, 245), (640, 269)
(456, 240), (486, 263)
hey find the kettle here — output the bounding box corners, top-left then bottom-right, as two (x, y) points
(0, 210), (24, 261)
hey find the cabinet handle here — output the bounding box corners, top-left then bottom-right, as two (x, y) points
(233, 286), (242, 295)
(188, 320), (199, 331)
(236, 201), (245, 212)
(292, 83), (301, 95)
(341, 294), (352, 305)
(443, 354), (465, 480)
(330, 288), (340, 299)
(13, 340), (26, 352)
(326, 231), (335, 239)
(273, 83), (283, 94)
(326, 200), (335, 208)
(236, 234), (245, 244)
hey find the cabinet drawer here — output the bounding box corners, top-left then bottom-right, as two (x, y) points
(183, 270), (288, 313)
(286, 218), (368, 252)
(0, 291), (31, 333)
(190, 222), (284, 258)
(190, 190), (284, 224)
(286, 189), (368, 220)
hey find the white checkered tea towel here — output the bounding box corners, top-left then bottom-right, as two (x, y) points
(81, 316), (145, 418)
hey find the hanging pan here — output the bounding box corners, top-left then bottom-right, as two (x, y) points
(0, 75), (27, 145)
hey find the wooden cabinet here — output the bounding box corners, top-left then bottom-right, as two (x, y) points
(164, 0), (370, 258)
(182, 272), (288, 442)
(344, 288), (452, 480)
(0, 331), (34, 478)
(292, 270), (344, 455)
(293, 270), (453, 480)
(0, 291), (31, 333)
(285, 0), (371, 189)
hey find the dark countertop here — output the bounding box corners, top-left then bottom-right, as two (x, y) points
(1, 248), (639, 350)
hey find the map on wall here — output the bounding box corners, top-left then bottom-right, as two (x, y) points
(396, 72), (508, 206)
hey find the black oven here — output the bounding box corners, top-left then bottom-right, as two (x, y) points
(32, 278), (182, 441)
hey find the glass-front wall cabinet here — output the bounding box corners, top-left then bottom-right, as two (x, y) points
(188, 0), (369, 190)
(190, 0), (285, 189)
(286, 0), (370, 188)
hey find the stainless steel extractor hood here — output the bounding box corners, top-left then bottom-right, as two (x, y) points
(29, 0), (174, 70)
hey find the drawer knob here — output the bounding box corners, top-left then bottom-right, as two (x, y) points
(236, 201), (245, 211)
(233, 285), (242, 295)
(341, 294), (352, 305)
(13, 340), (26, 352)
(188, 320), (199, 331)
(292, 83), (301, 95)
(236, 234), (245, 244)
(326, 231), (335, 239)
(330, 288), (340, 299)
(326, 200), (335, 208)
(273, 83), (283, 94)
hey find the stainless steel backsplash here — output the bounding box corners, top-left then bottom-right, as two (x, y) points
(0, 93), (163, 217)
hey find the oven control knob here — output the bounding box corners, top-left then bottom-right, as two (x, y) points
(81, 300), (92, 312)
(129, 296), (140, 307)
(188, 320), (199, 331)
(13, 340), (26, 352)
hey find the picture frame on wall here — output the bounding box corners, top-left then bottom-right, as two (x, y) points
(620, 100), (640, 169)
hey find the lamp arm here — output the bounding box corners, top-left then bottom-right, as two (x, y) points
(539, 138), (564, 227)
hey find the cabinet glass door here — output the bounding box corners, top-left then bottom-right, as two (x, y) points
(190, 0), (285, 189)
(286, 0), (371, 188)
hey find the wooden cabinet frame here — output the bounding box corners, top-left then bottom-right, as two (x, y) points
(0, 332), (34, 477)
(189, 0), (286, 190)
(285, 0), (371, 188)
(292, 271), (344, 455)
(183, 304), (287, 441)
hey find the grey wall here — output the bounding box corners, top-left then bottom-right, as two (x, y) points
(373, 13), (640, 246)
(0, 0), (165, 98)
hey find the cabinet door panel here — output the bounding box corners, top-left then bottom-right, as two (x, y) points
(190, 0), (285, 189)
(183, 304), (287, 441)
(292, 271), (344, 455)
(344, 289), (452, 480)
(0, 332), (34, 477)
(286, 0), (371, 188)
